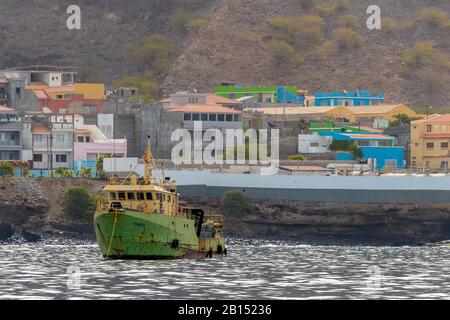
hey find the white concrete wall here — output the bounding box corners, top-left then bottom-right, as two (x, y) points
(298, 135), (332, 154)
(102, 158), (450, 191)
(97, 114), (114, 139)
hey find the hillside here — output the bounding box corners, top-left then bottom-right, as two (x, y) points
(0, 0), (449, 108)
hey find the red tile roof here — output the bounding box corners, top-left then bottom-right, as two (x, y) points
(413, 114), (450, 124)
(425, 114), (450, 123)
(33, 89), (50, 100)
(167, 104), (241, 114)
(205, 94), (240, 105)
(0, 105), (15, 111)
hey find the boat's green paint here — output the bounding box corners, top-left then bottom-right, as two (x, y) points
(95, 210), (225, 259)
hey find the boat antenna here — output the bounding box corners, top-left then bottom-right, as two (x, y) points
(143, 136), (153, 185)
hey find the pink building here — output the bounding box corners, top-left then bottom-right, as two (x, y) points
(74, 122), (127, 164)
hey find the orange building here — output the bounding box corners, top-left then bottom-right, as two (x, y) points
(411, 114), (450, 171)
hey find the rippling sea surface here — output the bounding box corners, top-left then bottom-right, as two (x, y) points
(1, 239), (450, 300)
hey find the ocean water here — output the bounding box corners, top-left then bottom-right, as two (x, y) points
(0, 239), (449, 300)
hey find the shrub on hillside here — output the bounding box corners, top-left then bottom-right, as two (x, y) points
(297, 0), (314, 10)
(269, 15), (324, 44)
(186, 18), (208, 30)
(314, 3), (336, 17)
(63, 187), (98, 222)
(267, 39), (295, 65)
(114, 75), (159, 103)
(339, 15), (358, 29)
(333, 28), (362, 50)
(401, 41), (450, 70)
(382, 18), (397, 33)
(131, 34), (172, 75)
(310, 40), (335, 60)
(419, 7), (449, 29)
(220, 190), (251, 217)
(336, 0), (351, 12)
(169, 8), (195, 32)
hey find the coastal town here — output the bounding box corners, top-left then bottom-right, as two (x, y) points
(0, 65), (448, 178)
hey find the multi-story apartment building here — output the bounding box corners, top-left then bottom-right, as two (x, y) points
(0, 106), (22, 160)
(411, 115), (450, 172)
(22, 113), (74, 170)
(0, 66), (105, 114)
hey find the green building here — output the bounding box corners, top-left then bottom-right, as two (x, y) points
(214, 85), (303, 104)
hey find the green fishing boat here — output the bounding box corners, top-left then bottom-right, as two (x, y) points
(94, 138), (226, 259)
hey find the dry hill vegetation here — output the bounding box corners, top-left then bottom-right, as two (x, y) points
(0, 0), (449, 108)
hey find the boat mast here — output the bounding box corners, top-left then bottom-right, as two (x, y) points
(143, 136), (153, 185)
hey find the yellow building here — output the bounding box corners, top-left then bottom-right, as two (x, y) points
(249, 104), (418, 122)
(411, 114), (450, 171)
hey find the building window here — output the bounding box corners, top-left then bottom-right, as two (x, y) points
(192, 114), (200, 121)
(441, 142), (448, 149)
(16, 88), (21, 96)
(310, 142), (320, 147)
(118, 192), (126, 200)
(426, 143), (434, 149)
(33, 154), (43, 162)
(127, 192), (135, 200)
(188, 97), (199, 104)
(110, 192), (117, 200)
(441, 161), (449, 171)
(184, 113), (192, 121)
(146, 192), (153, 200)
(226, 114), (233, 122)
(234, 114), (241, 122)
(209, 114), (217, 121)
(218, 114), (225, 122)
(385, 160), (397, 167)
(426, 161), (431, 168)
(137, 192), (145, 201)
(77, 136), (84, 143)
(427, 125), (432, 133)
(201, 114), (208, 121)
(56, 154), (67, 163)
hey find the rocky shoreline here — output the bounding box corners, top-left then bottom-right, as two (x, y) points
(1, 177), (450, 246)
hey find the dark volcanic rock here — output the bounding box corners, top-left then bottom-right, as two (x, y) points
(21, 230), (42, 242)
(0, 222), (14, 241)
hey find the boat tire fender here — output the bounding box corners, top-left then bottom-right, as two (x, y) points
(171, 239), (179, 249)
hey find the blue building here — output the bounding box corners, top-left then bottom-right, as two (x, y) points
(320, 132), (404, 170)
(276, 86), (305, 104)
(314, 89), (384, 107)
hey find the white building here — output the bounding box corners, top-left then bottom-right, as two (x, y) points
(298, 134), (332, 154)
